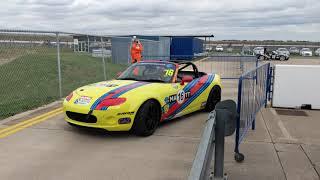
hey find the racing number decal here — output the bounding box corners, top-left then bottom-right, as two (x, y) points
(167, 90), (191, 104)
(177, 90), (185, 104)
(164, 69), (174, 76)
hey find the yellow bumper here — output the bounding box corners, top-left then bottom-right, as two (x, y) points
(63, 101), (136, 131)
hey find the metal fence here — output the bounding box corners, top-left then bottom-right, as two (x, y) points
(234, 62), (271, 161)
(0, 30), (128, 120)
(194, 56), (258, 79)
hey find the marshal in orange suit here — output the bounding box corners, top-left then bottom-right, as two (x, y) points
(130, 36), (144, 63)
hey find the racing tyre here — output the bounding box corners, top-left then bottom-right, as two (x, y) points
(279, 56), (286, 61)
(132, 100), (161, 136)
(205, 86), (221, 112)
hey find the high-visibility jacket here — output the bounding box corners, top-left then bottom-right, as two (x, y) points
(130, 42), (143, 63)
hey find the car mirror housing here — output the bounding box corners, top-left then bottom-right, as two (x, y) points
(180, 75), (193, 85)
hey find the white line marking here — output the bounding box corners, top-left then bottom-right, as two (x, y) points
(270, 109), (296, 141)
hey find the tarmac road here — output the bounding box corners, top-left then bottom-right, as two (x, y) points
(0, 109), (207, 180)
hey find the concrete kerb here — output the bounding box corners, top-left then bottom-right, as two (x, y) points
(0, 100), (63, 128)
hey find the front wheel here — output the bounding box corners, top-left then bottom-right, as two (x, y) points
(132, 100), (161, 136)
(205, 86), (221, 112)
(279, 56), (286, 61)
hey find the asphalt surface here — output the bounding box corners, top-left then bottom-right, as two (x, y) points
(1, 57), (320, 180)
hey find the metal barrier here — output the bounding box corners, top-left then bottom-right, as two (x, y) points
(234, 63), (271, 162)
(189, 100), (237, 180)
(195, 55), (257, 79)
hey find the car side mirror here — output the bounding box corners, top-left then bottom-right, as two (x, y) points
(180, 75), (193, 85)
(117, 71), (122, 77)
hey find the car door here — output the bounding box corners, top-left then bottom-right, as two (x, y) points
(170, 63), (201, 117)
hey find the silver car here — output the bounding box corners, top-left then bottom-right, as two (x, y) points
(300, 48), (313, 56)
(276, 48), (290, 56)
(253, 47), (264, 55)
(215, 45), (224, 52)
(289, 47), (299, 54)
(315, 48), (320, 56)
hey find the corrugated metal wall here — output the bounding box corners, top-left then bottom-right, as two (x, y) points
(170, 37), (194, 60)
(193, 38), (204, 54)
(111, 36), (170, 64)
(170, 37), (204, 60)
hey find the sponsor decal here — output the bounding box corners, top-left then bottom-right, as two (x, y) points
(74, 96), (92, 105)
(167, 90), (191, 104)
(117, 111), (135, 116)
(162, 104), (169, 113)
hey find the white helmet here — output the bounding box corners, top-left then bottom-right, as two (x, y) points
(132, 36), (137, 42)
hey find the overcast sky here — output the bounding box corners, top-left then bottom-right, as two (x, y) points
(0, 0), (319, 41)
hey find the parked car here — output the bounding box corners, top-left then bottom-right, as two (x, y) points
(315, 48), (320, 56)
(269, 50), (289, 61)
(215, 45), (223, 52)
(300, 48), (313, 56)
(253, 47), (264, 55)
(276, 48), (290, 56)
(289, 47), (300, 54)
(205, 46), (212, 51)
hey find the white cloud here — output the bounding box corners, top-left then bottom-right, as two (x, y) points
(0, 0), (319, 40)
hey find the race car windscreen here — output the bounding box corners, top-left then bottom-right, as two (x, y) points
(117, 62), (176, 83)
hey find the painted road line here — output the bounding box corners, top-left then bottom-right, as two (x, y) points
(0, 107), (62, 134)
(0, 110), (62, 138)
(0, 108), (63, 138)
(270, 108), (297, 141)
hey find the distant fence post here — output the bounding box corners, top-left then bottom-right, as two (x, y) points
(101, 37), (107, 80)
(87, 35), (90, 53)
(56, 32), (62, 98)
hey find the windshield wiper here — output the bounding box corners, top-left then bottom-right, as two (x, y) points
(143, 79), (165, 83)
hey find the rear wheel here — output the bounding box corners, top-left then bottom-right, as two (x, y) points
(279, 56), (286, 61)
(205, 86), (221, 112)
(132, 100), (161, 136)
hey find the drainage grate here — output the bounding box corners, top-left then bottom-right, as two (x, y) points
(275, 109), (308, 116)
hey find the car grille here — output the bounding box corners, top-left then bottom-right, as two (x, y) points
(66, 111), (97, 123)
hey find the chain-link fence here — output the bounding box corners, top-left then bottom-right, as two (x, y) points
(111, 36), (170, 64)
(0, 30), (128, 120)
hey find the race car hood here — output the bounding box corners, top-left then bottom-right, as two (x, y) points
(71, 79), (156, 110)
(75, 80), (144, 98)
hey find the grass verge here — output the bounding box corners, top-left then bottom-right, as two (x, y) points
(0, 47), (127, 119)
